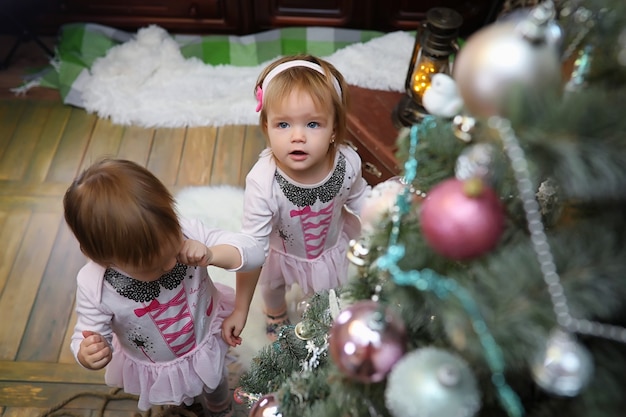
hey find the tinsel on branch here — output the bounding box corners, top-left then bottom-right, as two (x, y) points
(238, 1), (626, 416)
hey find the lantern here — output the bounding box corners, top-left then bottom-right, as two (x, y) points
(393, 7), (463, 126)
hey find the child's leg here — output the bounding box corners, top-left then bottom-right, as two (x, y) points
(261, 283), (291, 341)
(196, 376), (233, 417)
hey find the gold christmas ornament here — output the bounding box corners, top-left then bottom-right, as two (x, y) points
(347, 238), (370, 267)
(294, 321), (315, 340)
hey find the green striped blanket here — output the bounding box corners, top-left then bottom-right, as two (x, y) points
(25, 23), (414, 127)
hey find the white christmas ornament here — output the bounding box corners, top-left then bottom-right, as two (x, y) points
(453, 6), (562, 118)
(385, 347), (481, 417)
(422, 73), (464, 118)
(360, 176), (407, 234)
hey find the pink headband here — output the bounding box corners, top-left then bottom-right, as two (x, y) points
(255, 60), (342, 112)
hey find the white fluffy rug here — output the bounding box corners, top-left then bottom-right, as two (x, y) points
(81, 26), (414, 128)
(175, 185), (304, 367)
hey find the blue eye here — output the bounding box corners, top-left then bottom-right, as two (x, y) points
(307, 122), (320, 128)
(277, 122), (289, 129)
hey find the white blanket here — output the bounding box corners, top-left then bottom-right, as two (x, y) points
(80, 26), (414, 128)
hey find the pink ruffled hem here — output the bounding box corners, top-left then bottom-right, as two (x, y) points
(104, 283), (235, 411)
(261, 231), (352, 295)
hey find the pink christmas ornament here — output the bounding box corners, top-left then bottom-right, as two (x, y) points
(329, 300), (407, 383)
(249, 392), (281, 417)
(233, 386), (246, 404)
(419, 177), (505, 260)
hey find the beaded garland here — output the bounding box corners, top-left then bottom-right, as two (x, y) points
(490, 116), (626, 343)
(376, 118), (524, 417)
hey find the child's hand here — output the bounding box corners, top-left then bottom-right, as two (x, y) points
(221, 310), (247, 347)
(178, 239), (212, 267)
(78, 330), (112, 370)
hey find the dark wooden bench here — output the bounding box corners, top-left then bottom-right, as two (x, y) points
(346, 85), (405, 185)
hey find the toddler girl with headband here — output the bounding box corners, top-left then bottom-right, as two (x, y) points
(221, 54), (371, 343)
(64, 158), (265, 415)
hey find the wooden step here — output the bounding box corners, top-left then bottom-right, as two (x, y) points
(0, 361), (145, 410)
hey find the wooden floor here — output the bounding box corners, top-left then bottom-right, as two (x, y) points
(0, 35), (265, 416)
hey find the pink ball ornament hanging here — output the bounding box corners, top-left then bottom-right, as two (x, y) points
(248, 392), (281, 417)
(233, 386), (246, 404)
(419, 177), (505, 260)
(329, 300), (407, 383)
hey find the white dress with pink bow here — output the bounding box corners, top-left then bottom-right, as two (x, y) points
(241, 145), (370, 294)
(70, 218), (264, 410)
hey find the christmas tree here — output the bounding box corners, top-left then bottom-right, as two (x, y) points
(236, 1), (626, 416)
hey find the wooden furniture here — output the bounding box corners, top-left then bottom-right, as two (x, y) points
(346, 85), (404, 185)
(31, 0), (502, 37)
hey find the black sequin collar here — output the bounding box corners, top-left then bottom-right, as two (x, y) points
(104, 262), (189, 303)
(275, 152), (346, 207)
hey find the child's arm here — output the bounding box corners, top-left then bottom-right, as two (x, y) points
(180, 218), (266, 271)
(178, 239), (243, 269)
(72, 263), (115, 370)
(207, 244), (246, 269)
(177, 230), (264, 347)
(220, 172), (273, 346)
(222, 267), (261, 347)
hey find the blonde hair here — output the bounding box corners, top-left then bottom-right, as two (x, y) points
(63, 158), (181, 268)
(255, 54), (350, 146)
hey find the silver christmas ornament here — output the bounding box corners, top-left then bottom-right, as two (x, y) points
(455, 143), (496, 182)
(531, 329), (594, 397)
(385, 347), (481, 417)
(296, 297), (311, 318)
(453, 2), (562, 118)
